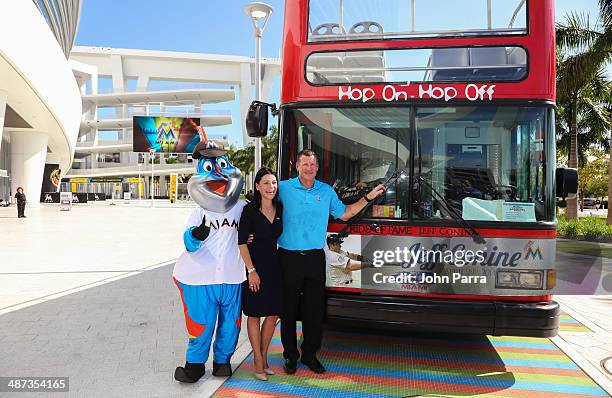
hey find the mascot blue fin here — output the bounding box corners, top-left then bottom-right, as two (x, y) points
(184, 227), (203, 252)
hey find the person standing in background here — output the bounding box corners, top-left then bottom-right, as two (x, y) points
(15, 187), (26, 218)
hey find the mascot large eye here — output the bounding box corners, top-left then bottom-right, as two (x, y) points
(202, 160), (213, 172)
(217, 158), (229, 169)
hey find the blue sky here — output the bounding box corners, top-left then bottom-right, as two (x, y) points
(75, 0), (603, 146)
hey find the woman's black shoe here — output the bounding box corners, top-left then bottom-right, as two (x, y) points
(174, 362), (205, 383)
(283, 358), (297, 374)
(212, 362), (232, 377)
(301, 357), (325, 374)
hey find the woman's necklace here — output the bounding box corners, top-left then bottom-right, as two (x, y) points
(261, 203), (275, 220)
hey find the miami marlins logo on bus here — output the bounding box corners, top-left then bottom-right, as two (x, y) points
(524, 240), (543, 261)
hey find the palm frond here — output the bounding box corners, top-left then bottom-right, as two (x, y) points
(589, 69), (612, 102)
(580, 97), (611, 135)
(599, 0), (612, 28)
(556, 11), (601, 52)
(590, 28), (612, 65)
(556, 52), (604, 100)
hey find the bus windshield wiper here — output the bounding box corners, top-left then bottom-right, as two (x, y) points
(386, 168), (485, 244)
(413, 174), (486, 244)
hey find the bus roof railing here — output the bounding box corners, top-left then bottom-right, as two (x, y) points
(508, 0), (527, 28)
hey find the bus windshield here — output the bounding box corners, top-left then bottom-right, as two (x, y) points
(282, 106), (553, 222)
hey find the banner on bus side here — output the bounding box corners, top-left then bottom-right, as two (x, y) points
(324, 233), (609, 295)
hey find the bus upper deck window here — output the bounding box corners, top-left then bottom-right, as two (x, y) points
(306, 46), (527, 86)
(307, 0), (527, 43)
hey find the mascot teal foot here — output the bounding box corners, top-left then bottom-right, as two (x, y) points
(173, 138), (245, 382)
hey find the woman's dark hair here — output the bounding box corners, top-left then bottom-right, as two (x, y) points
(16, 186), (23, 192)
(252, 167), (282, 214)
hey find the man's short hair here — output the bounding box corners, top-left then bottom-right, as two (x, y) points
(296, 149), (319, 165)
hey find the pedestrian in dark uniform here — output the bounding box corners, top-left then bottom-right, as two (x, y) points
(277, 150), (385, 374)
(238, 167), (283, 381)
(15, 187), (26, 218)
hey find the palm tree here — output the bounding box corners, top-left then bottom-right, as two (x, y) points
(556, 0), (612, 220)
(556, 69), (611, 171)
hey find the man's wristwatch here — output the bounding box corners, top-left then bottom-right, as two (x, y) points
(247, 267), (256, 274)
(363, 194), (373, 203)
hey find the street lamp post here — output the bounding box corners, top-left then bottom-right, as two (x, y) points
(244, 2), (273, 175)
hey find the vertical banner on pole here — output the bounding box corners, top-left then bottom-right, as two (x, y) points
(169, 173), (178, 204)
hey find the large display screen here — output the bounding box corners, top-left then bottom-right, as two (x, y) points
(41, 163), (60, 193)
(132, 116), (201, 153)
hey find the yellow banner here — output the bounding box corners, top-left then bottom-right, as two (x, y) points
(169, 173), (178, 204)
(124, 177), (141, 183)
(70, 178), (89, 183)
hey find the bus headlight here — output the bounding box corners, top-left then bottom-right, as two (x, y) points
(495, 270), (544, 289)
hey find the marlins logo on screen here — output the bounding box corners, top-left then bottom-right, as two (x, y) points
(132, 116), (201, 153)
(156, 121), (177, 152)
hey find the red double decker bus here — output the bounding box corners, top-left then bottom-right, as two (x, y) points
(247, 0), (577, 337)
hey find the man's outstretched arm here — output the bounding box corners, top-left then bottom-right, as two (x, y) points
(338, 184), (386, 221)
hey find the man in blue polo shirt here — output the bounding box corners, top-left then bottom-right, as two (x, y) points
(278, 149), (385, 374)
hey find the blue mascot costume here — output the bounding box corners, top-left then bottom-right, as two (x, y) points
(173, 137), (245, 383)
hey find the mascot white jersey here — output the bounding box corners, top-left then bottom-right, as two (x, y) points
(172, 136), (245, 383)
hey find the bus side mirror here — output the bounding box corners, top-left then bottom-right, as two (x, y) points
(246, 102), (268, 137)
(556, 167), (578, 198)
(246, 101), (278, 138)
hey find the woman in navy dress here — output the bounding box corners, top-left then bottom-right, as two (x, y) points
(238, 167), (283, 381)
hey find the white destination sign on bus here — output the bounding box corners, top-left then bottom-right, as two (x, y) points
(338, 84), (496, 103)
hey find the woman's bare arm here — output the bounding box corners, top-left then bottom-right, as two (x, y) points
(239, 244), (255, 270)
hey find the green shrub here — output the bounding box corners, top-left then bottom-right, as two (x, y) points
(557, 215), (612, 240)
(583, 221), (607, 241)
(560, 220), (580, 239)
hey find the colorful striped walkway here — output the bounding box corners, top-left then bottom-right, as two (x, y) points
(213, 324), (609, 398)
(559, 311), (592, 333)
